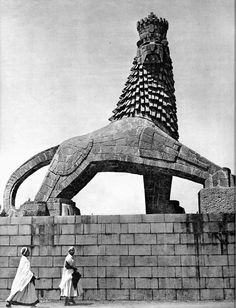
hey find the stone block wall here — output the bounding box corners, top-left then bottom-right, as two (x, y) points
(0, 214), (235, 301)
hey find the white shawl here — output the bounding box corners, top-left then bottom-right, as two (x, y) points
(6, 256), (33, 301)
(59, 254), (74, 290)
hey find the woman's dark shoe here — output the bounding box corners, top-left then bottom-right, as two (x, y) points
(6, 302), (11, 307)
(69, 297), (76, 304)
(64, 297), (70, 306)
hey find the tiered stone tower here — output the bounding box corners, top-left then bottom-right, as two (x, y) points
(110, 12), (178, 140)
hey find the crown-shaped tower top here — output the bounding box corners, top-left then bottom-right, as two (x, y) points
(137, 12), (168, 44)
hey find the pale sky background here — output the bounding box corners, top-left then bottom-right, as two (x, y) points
(0, 0), (234, 215)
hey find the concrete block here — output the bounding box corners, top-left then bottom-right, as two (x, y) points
(82, 278), (97, 289)
(77, 256), (97, 266)
(40, 245), (61, 256)
(164, 214), (187, 222)
(135, 256), (157, 266)
(153, 289), (176, 300)
(129, 267), (151, 277)
(204, 255), (228, 266)
(203, 222), (220, 233)
(120, 256), (134, 267)
(228, 243), (235, 254)
(142, 214), (165, 223)
(173, 222), (188, 233)
(120, 224), (128, 233)
(98, 278), (120, 289)
(0, 236), (9, 246)
(106, 245), (128, 255)
(176, 266), (197, 277)
(11, 217), (32, 224)
(84, 267), (105, 278)
(105, 223), (121, 234)
(206, 278), (225, 288)
(39, 267), (61, 278)
(200, 266), (222, 277)
(19, 225), (32, 235)
(0, 289), (9, 300)
(52, 257), (65, 267)
(120, 215), (142, 223)
(76, 234), (97, 245)
(228, 255), (234, 265)
(157, 233), (179, 244)
(98, 234), (119, 245)
(229, 277), (234, 288)
(151, 223), (172, 233)
(224, 289), (235, 300)
(158, 256), (181, 266)
(54, 235), (75, 245)
(52, 278), (61, 289)
(83, 245), (105, 256)
(152, 244), (174, 256)
(9, 236), (31, 246)
(175, 244), (196, 255)
(130, 289), (152, 300)
(0, 268), (16, 278)
(0, 246), (17, 256)
(181, 255), (196, 266)
(152, 266), (176, 278)
(128, 223), (150, 233)
(97, 215), (120, 223)
(134, 234), (156, 245)
(136, 278), (158, 289)
(223, 266), (234, 277)
(31, 257), (53, 267)
(0, 225), (18, 235)
(120, 234), (134, 244)
(0, 278), (7, 288)
(35, 278), (52, 289)
(98, 256), (120, 266)
(84, 224), (105, 234)
(9, 257), (21, 267)
(121, 278), (135, 289)
(0, 257), (8, 267)
(180, 233), (195, 244)
(200, 289), (224, 300)
(182, 278), (199, 288)
(177, 289), (200, 300)
(107, 289), (129, 300)
(129, 245), (151, 255)
(107, 267), (128, 278)
(159, 278), (182, 289)
(54, 216), (75, 224)
(83, 289), (106, 301)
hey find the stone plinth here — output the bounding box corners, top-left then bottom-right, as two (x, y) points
(19, 201), (49, 216)
(199, 187), (235, 213)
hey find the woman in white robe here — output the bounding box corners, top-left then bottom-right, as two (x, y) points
(59, 246), (83, 305)
(6, 247), (39, 307)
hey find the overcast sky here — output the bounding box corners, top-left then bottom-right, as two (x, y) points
(0, 0), (234, 215)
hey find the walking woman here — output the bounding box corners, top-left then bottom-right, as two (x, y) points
(59, 246), (83, 305)
(6, 247), (39, 307)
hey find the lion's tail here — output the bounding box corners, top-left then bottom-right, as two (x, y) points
(2, 145), (59, 215)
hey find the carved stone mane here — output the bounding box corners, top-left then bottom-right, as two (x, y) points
(109, 12), (178, 140)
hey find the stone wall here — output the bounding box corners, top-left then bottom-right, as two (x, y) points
(0, 214), (235, 301)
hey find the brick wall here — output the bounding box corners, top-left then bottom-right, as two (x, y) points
(0, 214), (235, 301)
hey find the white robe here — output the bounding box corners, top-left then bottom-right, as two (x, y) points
(6, 256), (34, 302)
(59, 254), (83, 297)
